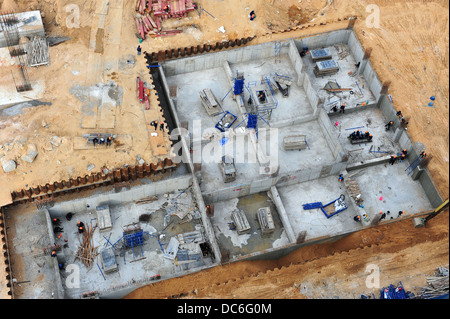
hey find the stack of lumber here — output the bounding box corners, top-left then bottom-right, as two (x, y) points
(343, 177), (363, 206)
(75, 223), (97, 269)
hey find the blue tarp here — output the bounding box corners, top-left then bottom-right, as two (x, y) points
(380, 282), (411, 299)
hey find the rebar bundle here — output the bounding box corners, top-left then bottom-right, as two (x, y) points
(26, 36), (49, 67)
(417, 266), (449, 299)
(75, 223), (98, 269)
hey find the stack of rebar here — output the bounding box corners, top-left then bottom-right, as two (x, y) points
(417, 266), (449, 299)
(26, 36), (49, 67)
(75, 223), (97, 269)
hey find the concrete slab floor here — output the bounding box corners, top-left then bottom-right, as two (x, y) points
(229, 54), (314, 124)
(265, 120), (337, 175)
(166, 67), (244, 135)
(210, 191), (290, 261)
(349, 162), (433, 219)
(277, 175), (359, 242)
(330, 107), (400, 163)
(46, 192), (211, 298)
(197, 132), (261, 194)
(302, 44), (377, 111)
(4, 204), (59, 299)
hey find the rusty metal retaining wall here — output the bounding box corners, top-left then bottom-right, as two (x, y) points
(10, 159), (178, 204)
(0, 208), (12, 298)
(145, 16), (355, 63)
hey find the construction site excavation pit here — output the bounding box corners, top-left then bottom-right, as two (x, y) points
(1, 22), (446, 299)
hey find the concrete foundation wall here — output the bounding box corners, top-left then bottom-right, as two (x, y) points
(294, 29), (350, 51)
(362, 60), (382, 101)
(377, 93), (444, 208)
(231, 232), (350, 262)
(163, 41), (288, 77)
(347, 31), (366, 65)
(48, 175), (193, 217)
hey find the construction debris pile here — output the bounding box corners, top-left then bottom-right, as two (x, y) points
(75, 223), (98, 269)
(416, 266), (449, 299)
(135, 0), (196, 39)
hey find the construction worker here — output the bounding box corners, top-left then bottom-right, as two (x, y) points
(353, 215), (361, 222)
(367, 134), (373, 142)
(160, 122), (165, 131)
(164, 4), (170, 13)
(385, 121), (393, 131)
(338, 174), (344, 182)
(137, 45), (142, 55)
(379, 211), (386, 221)
(401, 149), (408, 156)
(331, 105), (338, 113)
(76, 221), (84, 229)
(51, 251), (57, 258)
(54, 226), (63, 233)
(420, 151), (427, 159)
(398, 211), (405, 217)
(348, 131), (356, 140)
(364, 131), (370, 139)
(57, 233), (63, 240)
(396, 110), (402, 118)
(99, 137), (105, 145)
(400, 117), (408, 129)
(389, 155), (397, 165)
(106, 136), (112, 147)
(355, 129), (361, 139)
(52, 218), (60, 225)
(258, 91), (266, 103)
(249, 10), (255, 21)
(93, 137), (98, 148)
(78, 226), (85, 234)
(339, 103), (346, 113)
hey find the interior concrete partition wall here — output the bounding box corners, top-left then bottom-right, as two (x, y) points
(158, 66), (224, 265)
(201, 159), (348, 204)
(41, 208), (65, 299)
(317, 109), (345, 160)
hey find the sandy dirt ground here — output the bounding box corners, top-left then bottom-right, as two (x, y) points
(124, 210), (449, 299)
(0, 0), (448, 299)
